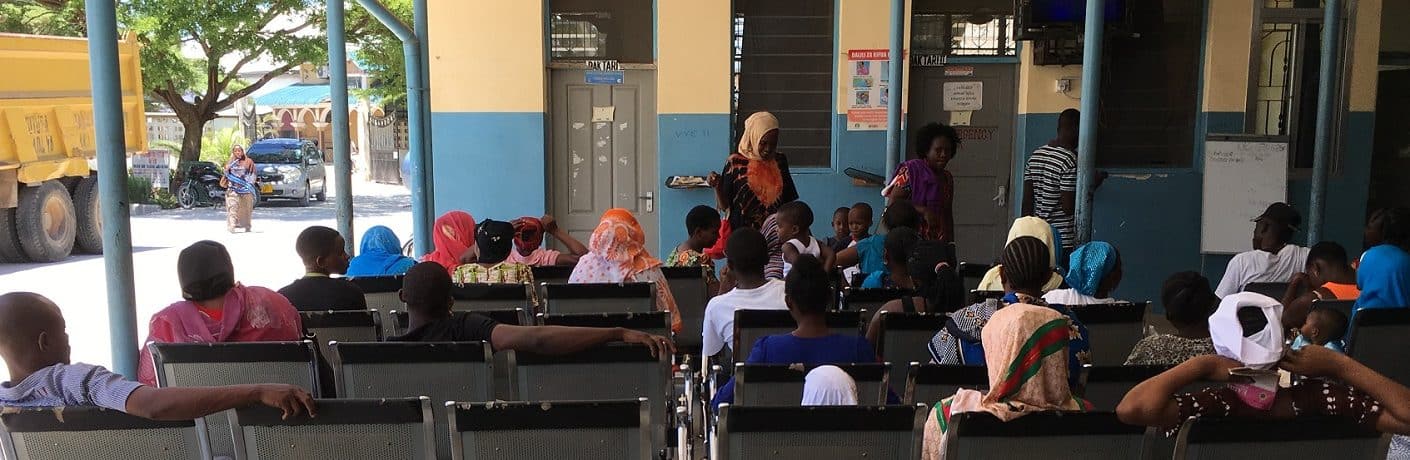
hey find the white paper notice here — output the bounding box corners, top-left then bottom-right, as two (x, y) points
(942, 81), (983, 111)
(949, 111), (973, 126)
(592, 106), (616, 122)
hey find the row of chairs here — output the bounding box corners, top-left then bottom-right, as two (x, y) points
(145, 340), (671, 459)
(3, 399), (1392, 459)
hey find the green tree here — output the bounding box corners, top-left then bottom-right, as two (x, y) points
(347, 0), (409, 108)
(119, 0), (329, 163)
(0, 0), (85, 36)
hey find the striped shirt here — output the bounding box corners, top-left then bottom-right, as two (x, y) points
(0, 363), (143, 411)
(1024, 145), (1078, 249)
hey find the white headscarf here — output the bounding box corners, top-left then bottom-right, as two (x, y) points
(1209, 292), (1285, 369)
(801, 365), (858, 406)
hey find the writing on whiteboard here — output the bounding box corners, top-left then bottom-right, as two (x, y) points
(1201, 139), (1289, 254)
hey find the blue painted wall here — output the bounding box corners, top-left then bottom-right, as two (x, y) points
(657, 114), (731, 254)
(430, 112), (547, 221)
(1010, 110), (1376, 310)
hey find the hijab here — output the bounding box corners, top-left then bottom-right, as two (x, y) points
(1209, 292), (1284, 410)
(347, 226), (416, 277)
(423, 211), (476, 272)
(513, 216), (546, 254)
(736, 112), (785, 206)
(569, 208), (661, 283)
(1065, 241), (1118, 297)
(978, 217), (1064, 291)
(178, 240), (235, 301)
(1354, 243), (1410, 311)
(802, 365), (859, 406)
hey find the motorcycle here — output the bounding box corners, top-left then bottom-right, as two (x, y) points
(177, 162), (226, 209)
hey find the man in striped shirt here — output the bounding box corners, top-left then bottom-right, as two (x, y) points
(1023, 108), (1081, 252)
(0, 292), (316, 420)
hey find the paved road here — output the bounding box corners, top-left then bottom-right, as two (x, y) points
(0, 176), (412, 381)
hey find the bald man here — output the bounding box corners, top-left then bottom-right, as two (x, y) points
(0, 292), (316, 420)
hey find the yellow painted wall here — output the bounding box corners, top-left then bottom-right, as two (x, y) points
(1016, 47), (1082, 115)
(1202, 0), (1254, 112)
(1349, 0), (1381, 111)
(658, 0), (731, 114)
(427, 0), (544, 113)
(835, 0), (910, 114)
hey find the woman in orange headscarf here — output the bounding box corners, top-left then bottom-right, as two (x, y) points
(711, 112), (800, 232)
(422, 210), (476, 273)
(569, 209), (681, 332)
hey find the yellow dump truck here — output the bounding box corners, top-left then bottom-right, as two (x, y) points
(0, 33), (147, 262)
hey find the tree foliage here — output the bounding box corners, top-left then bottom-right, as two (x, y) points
(119, 0), (330, 162)
(0, 0), (85, 36)
(346, 0), (410, 109)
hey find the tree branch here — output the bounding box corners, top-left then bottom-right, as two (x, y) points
(210, 61), (299, 113)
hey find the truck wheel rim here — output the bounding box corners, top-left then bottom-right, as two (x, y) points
(42, 193), (68, 241)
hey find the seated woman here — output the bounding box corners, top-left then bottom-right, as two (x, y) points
(976, 217), (1063, 292)
(927, 236), (1090, 389)
(1043, 241), (1123, 306)
(137, 241), (303, 386)
(711, 255), (885, 409)
(1124, 272), (1217, 366)
(802, 365), (858, 406)
(860, 227), (920, 290)
(508, 215), (588, 267)
(346, 225), (417, 277)
(452, 219), (536, 286)
(922, 303), (1093, 459)
(864, 229), (966, 343)
(569, 208), (682, 332)
(1118, 292), (1410, 436)
(422, 210), (477, 274)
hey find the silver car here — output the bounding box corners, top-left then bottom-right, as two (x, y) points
(246, 138), (327, 206)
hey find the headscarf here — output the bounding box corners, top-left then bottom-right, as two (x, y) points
(951, 303), (1084, 422)
(1210, 292), (1284, 410)
(978, 217), (1064, 291)
(423, 211), (476, 272)
(736, 112), (784, 206)
(513, 216), (546, 254)
(802, 365), (859, 406)
(762, 213), (785, 280)
(178, 241), (235, 301)
(1065, 241), (1119, 297)
(569, 208), (660, 282)
(347, 226), (416, 277)
(1354, 244), (1410, 312)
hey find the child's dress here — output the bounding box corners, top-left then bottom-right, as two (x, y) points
(783, 237), (821, 276)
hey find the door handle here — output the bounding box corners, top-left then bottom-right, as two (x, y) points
(639, 191), (654, 213)
(992, 185), (1007, 208)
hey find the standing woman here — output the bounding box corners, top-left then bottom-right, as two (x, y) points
(710, 112), (800, 232)
(884, 123), (959, 242)
(221, 144), (257, 233)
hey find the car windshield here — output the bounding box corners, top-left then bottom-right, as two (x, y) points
(246, 146), (302, 164)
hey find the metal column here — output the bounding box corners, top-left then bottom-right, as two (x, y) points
(1308, 0), (1342, 243)
(84, 0), (138, 378)
(414, 0), (434, 218)
(352, 0), (431, 256)
(1075, 0), (1105, 244)
(885, 0), (906, 183)
(327, 0), (354, 255)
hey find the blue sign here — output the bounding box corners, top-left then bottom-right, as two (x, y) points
(585, 70), (624, 85)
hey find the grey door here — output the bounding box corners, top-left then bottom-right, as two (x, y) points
(549, 69), (659, 252)
(906, 64), (1017, 265)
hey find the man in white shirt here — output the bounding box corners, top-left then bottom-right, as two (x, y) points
(1215, 202), (1311, 298)
(702, 227), (787, 360)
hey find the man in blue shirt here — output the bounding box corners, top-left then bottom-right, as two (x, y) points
(0, 292), (315, 420)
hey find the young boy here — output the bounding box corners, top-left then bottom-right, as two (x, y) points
(824, 207), (852, 253)
(279, 225), (367, 311)
(701, 228), (787, 360)
(0, 292), (315, 420)
(848, 202), (874, 245)
(508, 215), (589, 267)
(779, 201), (835, 276)
(1292, 306), (1349, 353)
(667, 205), (722, 293)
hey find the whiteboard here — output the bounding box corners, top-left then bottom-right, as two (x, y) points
(1201, 137), (1289, 254)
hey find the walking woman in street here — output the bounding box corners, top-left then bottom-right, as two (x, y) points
(221, 144), (257, 233)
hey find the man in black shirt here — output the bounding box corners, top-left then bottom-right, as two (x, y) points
(389, 262), (674, 357)
(279, 226), (367, 311)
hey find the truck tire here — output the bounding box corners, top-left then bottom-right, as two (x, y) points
(74, 176), (103, 254)
(17, 180), (77, 262)
(0, 208), (28, 263)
